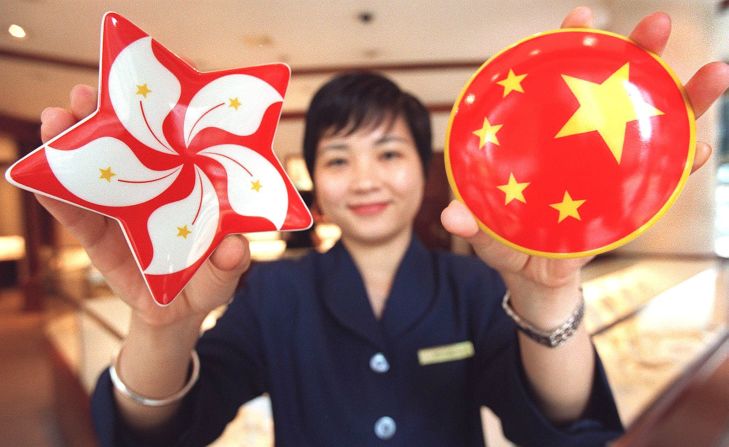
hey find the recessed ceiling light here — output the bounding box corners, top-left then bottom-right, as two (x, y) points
(357, 11), (374, 24)
(8, 24), (27, 39)
(362, 48), (380, 59)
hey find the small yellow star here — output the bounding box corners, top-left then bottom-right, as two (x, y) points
(228, 97), (241, 110)
(472, 117), (502, 148)
(496, 69), (527, 97)
(549, 191), (586, 223)
(136, 83), (152, 98)
(497, 173), (529, 205)
(250, 180), (262, 192)
(177, 225), (192, 239)
(99, 166), (116, 182)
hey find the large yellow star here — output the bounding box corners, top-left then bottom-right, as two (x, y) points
(250, 180), (262, 192)
(497, 173), (529, 205)
(98, 166), (116, 182)
(496, 69), (527, 97)
(473, 117), (502, 148)
(229, 97), (241, 110)
(136, 83), (152, 98)
(555, 63), (663, 163)
(549, 191), (586, 223)
(176, 225), (192, 239)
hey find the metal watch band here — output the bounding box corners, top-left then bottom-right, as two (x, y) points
(501, 289), (585, 348)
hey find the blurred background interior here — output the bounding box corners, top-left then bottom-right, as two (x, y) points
(1, 1), (728, 446)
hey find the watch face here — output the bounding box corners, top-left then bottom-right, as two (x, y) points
(6, 12), (312, 305)
(446, 29), (695, 258)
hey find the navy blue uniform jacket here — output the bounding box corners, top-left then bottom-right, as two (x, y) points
(92, 237), (623, 446)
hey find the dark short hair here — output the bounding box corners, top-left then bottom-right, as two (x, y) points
(303, 71), (432, 179)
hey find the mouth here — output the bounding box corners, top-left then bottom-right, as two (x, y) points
(348, 201), (390, 216)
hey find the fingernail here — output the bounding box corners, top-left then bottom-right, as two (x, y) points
(40, 107), (53, 123)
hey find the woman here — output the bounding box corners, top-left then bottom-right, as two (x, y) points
(36, 7), (729, 447)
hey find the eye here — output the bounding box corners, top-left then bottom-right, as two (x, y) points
(380, 150), (402, 161)
(324, 157), (348, 168)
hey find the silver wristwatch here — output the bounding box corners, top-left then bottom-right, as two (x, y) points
(501, 289), (585, 348)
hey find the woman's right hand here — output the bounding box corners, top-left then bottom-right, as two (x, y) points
(37, 84), (252, 328)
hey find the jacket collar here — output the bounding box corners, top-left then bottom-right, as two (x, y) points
(319, 236), (436, 348)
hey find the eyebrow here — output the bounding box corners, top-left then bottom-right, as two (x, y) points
(318, 134), (410, 152)
(375, 135), (409, 145)
(318, 142), (350, 152)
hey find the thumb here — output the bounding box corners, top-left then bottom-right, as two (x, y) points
(441, 200), (480, 239)
(209, 234), (251, 276)
(441, 199), (527, 272)
(441, 200), (498, 250)
(181, 234), (251, 314)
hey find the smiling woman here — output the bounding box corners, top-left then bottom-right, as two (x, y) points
(78, 69), (626, 447)
(3, 3), (729, 447)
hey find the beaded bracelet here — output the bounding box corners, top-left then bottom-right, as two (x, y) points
(109, 348), (200, 407)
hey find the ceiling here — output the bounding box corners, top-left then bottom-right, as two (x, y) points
(0, 0), (723, 156)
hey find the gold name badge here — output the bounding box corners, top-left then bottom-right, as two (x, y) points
(418, 341), (474, 366)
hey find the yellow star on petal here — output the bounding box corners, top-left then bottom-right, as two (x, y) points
(136, 83), (152, 98)
(99, 166), (116, 182)
(549, 191), (586, 223)
(177, 225), (192, 239)
(472, 117), (502, 148)
(555, 63), (663, 164)
(497, 173), (529, 205)
(250, 180), (262, 192)
(496, 69), (527, 97)
(229, 97), (241, 110)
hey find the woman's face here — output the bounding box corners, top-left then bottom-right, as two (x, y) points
(313, 115), (425, 247)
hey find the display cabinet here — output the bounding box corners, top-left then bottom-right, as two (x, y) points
(44, 249), (729, 446)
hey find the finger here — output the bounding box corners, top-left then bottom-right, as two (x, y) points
(35, 194), (142, 287)
(440, 200), (480, 239)
(685, 61), (729, 119)
(440, 200), (503, 255)
(691, 141), (712, 174)
(441, 200), (529, 273)
(40, 107), (76, 143)
(69, 84), (98, 121)
(35, 194), (106, 245)
(560, 6), (594, 28)
(628, 12), (671, 55)
(187, 235), (251, 307)
(209, 234), (251, 274)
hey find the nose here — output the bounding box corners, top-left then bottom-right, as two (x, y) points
(350, 155), (380, 193)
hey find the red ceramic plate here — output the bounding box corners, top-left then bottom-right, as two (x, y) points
(445, 29), (695, 258)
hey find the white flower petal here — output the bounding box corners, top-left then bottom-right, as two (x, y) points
(45, 137), (181, 207)
(200, 144), (288, 229)
(108, 37), (180, 155)
(144, 166), (219, 274)
(183, 74), (283, 146)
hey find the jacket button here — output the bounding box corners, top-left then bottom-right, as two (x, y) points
(369, 353), (390, 373)
(374, 416), (396, 440)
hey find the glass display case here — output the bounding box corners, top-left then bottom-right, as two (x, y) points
(43, 249), (729, 446)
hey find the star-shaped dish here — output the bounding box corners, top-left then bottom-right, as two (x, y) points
(6, 12), (312, 304)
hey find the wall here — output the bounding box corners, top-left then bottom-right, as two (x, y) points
(607, 0), (720, 255)
(0, 134), (22, 236)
